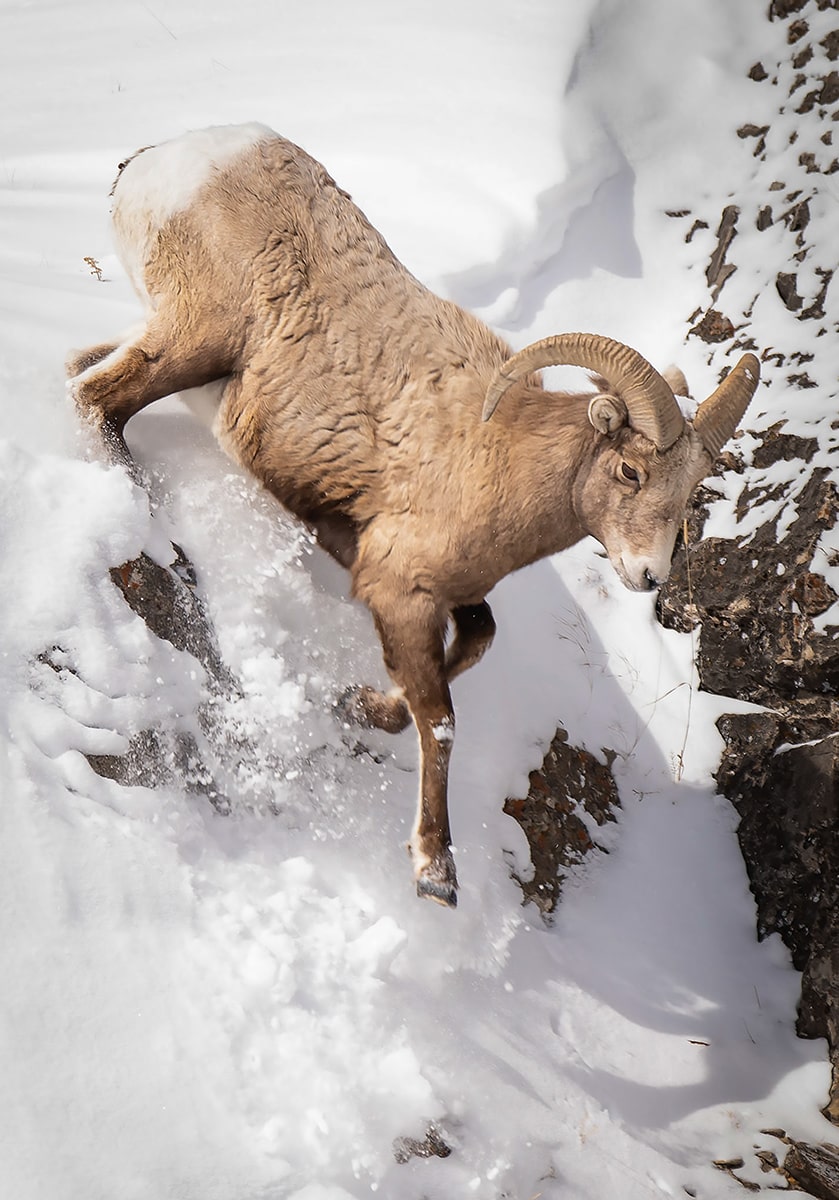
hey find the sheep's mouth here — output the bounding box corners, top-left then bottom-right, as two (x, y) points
(614, 557), (664, 593)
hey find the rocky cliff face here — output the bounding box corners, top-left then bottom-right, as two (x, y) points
(661, 451), (839, 1121)
(658, 0), (839, 1123)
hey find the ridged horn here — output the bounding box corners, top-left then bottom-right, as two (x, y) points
(692, 353), (760, 457)
(483, 332), (685, 450)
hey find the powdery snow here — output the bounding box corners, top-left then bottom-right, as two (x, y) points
(0, 1), (835, 1198)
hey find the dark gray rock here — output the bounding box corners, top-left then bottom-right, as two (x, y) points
(784, 1138), (839, 1198)
(108, 544), (235, 694)
(657, 0), (839, 1124)
(504, 728), (620, 915)
(660, 443), (839, 1119)
(393, 1125), (452, 1165)
(688, 308), (737, 343)
(87, 543), (238, 813)
(658, 468), (839, 709)
(717, 712), (839, 1120)
(86, 726), (231, 814)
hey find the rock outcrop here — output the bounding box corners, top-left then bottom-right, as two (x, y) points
(504, 728), (620, 916)
(660, 0), (839, 1123)
(84, 543), (237, 812)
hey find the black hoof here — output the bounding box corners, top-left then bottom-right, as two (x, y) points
(335, 685), (411, 734)
(415, 850), (458, 908)
(416, 876), (458, 908)
(334, 685), (368, 726)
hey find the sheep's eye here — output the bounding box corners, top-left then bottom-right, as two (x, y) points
(621, 462), (639, 482)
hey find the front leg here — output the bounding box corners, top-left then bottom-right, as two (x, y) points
(371, 593), (458, 907)
(337, 684), (411, 733)
(411, 706), (457, 906)
(339, 601), (496, 735)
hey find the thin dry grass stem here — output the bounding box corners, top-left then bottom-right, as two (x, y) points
(83, 255), (104, 281)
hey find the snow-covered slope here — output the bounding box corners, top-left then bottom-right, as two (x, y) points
(1, 1), (835, 1197)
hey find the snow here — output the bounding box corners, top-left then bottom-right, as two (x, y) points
(1, 1), (836, 1198)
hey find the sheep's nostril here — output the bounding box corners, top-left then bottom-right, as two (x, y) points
(643, 568), (660, 591)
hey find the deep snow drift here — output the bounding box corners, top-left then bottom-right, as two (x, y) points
(1, 1), (835, 1197)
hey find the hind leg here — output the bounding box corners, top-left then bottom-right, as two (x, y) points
(66, 339), (124, 378)
(444, 602), (495, 681)
(69, 305), (233, 440)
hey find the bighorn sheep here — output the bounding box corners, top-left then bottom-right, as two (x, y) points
(67, 123), (759, 908)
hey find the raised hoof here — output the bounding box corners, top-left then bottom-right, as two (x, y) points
(415, 854), (458, 908)
(334, 685), (375, 728)
(335, 684), (411, 734)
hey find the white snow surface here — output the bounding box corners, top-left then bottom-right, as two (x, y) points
(1, 1), (836, 1198)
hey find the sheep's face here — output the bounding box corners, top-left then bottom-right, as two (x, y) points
(575, 425), (712, 592)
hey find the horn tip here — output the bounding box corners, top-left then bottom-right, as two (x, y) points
(737, 352), (761, 383)
(483, 370), (514, 421)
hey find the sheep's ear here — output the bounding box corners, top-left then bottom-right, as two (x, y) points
(662, 365), (690, 399)
(588, 393), (628, 435)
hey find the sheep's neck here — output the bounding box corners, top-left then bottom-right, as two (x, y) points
(481, 387), (593, 574)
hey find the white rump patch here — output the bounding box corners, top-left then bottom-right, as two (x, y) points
(114, 122), (274, 222)
(111, 122), (275, 301)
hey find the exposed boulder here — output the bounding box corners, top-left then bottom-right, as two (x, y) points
(393, 1124), (452, 1165)
(107, 545), (235, 694)
(504, 728), (620, 915)
(783, 1137), (839, 1198)
(659, 468), (838, 709)
(717, 711), (839, 1121)
(717, 1134), (839, 1196)
(85, 543), (238, 812)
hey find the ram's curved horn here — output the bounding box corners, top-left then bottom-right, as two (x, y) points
(483, 333), (685, 450)
(693, 354), (760, 457)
